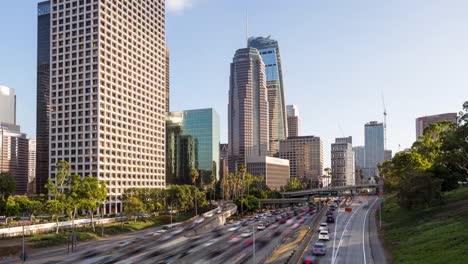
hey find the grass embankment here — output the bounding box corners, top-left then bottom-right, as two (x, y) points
(24, 211), (195, 248)
(381, 187), (468, 264)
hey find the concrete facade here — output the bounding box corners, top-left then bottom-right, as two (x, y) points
(286, 105), (300, 137)
(247, 156), (290, 191)
(331, 137), (355, 187)
(0, 123), (28, 195)
(416, 113), (457, 139)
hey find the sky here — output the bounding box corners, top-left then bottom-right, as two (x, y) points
(1, 0), (467, 167)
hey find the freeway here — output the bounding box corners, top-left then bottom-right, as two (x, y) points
(298, 196), (386, 264)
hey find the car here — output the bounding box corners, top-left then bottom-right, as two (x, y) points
(279, 219), (287, 224)
(204, 212), (214, 217)
(318, 230), (330, 241)
(215, 208), (222, 214)
(303, 255), (319, 264)
(312, 243), (327, 256)
(318, 223), (328, 231)
(326, 216), (335, 223)
(115, 240), (131, 249)
(194, 217), (205, 224)
(152, 229), (167, 236)
(240, 231), (253, 238)
(228, 236), (242, 243)
(171, 228), (184, 235)
(228, 226), (241, 232)
(273, 230), (282, 237)
(257, 224), (266, 231)
(241, 221), (249, 226)
(326, 211), (333, 216)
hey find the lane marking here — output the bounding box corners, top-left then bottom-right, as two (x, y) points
(362, 198), (379, 264)
(332, 200), (364, 264)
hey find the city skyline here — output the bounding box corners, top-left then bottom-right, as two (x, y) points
(1, 0), (467, 168)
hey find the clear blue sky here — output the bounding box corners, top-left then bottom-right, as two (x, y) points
(1, 0), (467, 166)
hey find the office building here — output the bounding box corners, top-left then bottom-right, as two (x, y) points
(247, 156), (289, 191)
(228, 48), (269, 174)
(0, 85), (16, 125)
(364, 121), (384, 179)
(331, 137), (355, 187)
(353, 146), (365, 184)
(166, 109), (220, 184)
(279, 136), (323, 186)
(0, 123), (28, 194)
(48, 0), (167, 213)
(248, 36), (287, 156)
(416, 113), (457, 138)
(36, 1), (51, 194)
(219, 143), (229, 179)
(181, 109), (220, 181)
(28, 139), (37, 194)
(384, 149), (393, 161)
(165, 45), (170, 112)
(286, 105), (300, 137)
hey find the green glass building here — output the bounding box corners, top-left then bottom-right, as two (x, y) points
(166, 108), (220, 185)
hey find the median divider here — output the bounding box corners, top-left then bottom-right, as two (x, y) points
(287, 206), (327, 264)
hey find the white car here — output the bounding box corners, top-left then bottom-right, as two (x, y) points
(228, 226), (240, 232)
(318, 230), (330, 241)
(257, 224), (266, 231)
(319, 223), (328, 231)
(152, 229), (167, 236)
(194, 217), (205, 224)
(204, 212), (214, 218)
(240, 231), (253, 238)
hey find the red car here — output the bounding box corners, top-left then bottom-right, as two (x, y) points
(279, 219), (287, 224)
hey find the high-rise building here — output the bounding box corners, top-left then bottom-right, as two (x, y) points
(353, 146), (365, 184)
(219, 143), (229, 179)
(228, 48), (269, 174)
(0, 85), (16, 125)
(246, 156), (290, 191)
(36, 0), (51, 194)
(248, 36), (287, 156)
(28, 139), (37, 194)
(181, 109), (220, 182)
(416, 113), (457, 139)
(279, 136), (323, 186)
(48, 0), (167, 213)
(364, 121), (384, 179)
(0, 123), (29, 194)
(384, 149), (393, 161)
(166, 109), (220, 184)
(286, 105), (300, 137)
(331, 137), (355, 187)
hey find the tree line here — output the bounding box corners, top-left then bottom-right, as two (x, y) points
(380, 101), (468, 209)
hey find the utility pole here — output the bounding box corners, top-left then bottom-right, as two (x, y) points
(252, 224), (256, 264)
(21, 213), (25, 263)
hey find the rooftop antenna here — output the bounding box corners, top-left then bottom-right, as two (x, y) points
(245, 9), (249, 47)
(382, 92), (387, 150)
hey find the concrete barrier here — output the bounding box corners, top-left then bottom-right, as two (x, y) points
(0, 217), (118, 238)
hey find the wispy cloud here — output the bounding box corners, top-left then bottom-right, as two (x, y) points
(167, 0), (196, 14)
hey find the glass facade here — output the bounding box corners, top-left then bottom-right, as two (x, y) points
(36, 1), (50, 194)
(182, 108), (220, 181)
(364, 122), (384, 179)
(248, 36), (287, 155)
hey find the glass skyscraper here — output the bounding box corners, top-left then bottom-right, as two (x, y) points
(182, 108), (220, 181)
(364, 121), (384, 179)
(248, 36), (287, 156)
(36, 1), (50, 194)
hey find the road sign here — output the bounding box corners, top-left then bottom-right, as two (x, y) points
(317, 191), (338, 196)
(379, 198), (385, 203)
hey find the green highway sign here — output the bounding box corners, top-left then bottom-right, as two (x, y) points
(317, 191), (338, 196)
(379, 198), (385, 203)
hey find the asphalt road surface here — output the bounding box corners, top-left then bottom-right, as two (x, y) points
(302, 196), (381, 264)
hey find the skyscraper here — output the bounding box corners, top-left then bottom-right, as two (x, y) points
(1, 123), (28, 195)
(228, 48), (269, 174)
(28, 139), (37, 194)
(182, 109), (220, 181)
(0, 85), (16, 125)
(415, 113), (457, 139)
(48, 0), (167, 213)
(248, 36), (287, 156)
(384, 149), (393, 161)
(287, 105), (300, 137)
(36, 0), (51, 194)
(364, 121), (384, 179)
(219, 143), (229, 180)
(165, 45), (170, 113)
(331, 137), (355, 187)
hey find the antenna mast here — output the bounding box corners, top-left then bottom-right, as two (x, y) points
(382, 93), (387, 150)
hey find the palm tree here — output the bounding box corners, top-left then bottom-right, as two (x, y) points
(190, 168), (200, 215)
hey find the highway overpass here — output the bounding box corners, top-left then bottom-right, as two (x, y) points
(281, 183), (381, 197)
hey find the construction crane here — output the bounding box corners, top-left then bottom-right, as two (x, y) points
(382, 93), (387, 150)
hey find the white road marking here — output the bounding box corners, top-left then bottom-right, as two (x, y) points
(362, 198), (379, 264)
(332, 200), (364, 264)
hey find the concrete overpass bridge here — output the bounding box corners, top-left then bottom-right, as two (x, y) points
(281, 183), (381, 198)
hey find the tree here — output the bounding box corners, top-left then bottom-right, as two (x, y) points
(285, 177), (305, 192)
(123, 196), (145, 222)
(397, 171), (442, 209)
(412, 121), (455, 163)
(14, 196), (42, 217)
(190, 168), (200, 187)
(5, 196), (19, 218)
(0, 172), (16, 199)
(44, 199), (63, 233)
(79, 176), (107, 232)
